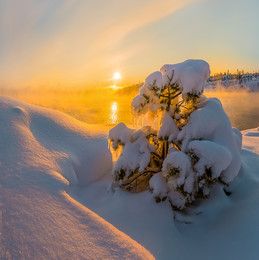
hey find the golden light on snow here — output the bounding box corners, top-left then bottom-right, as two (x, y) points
(113, 72), (121, 80)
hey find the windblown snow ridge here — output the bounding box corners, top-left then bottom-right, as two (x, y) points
(0, 96), (154, 259)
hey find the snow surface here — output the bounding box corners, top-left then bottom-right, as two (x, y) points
(132, 59), (210, 120)
(149, 172), (169, 198)
(109, 124), (156, 177)
(206, 74), (259, 92)
(188, 140), (232, 179)
(144, 71), (163, 91)
(72, 126), (259, 260)
(158, 111), (179, 139)
(2, 96), (259, 260)
(0, 96), (154, 259)
(108, 122), (133, 149)
(160, 59), (211, 94)
(178, 97), (241, 184)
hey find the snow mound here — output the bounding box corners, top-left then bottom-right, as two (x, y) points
(160, 59), (211, 94)
(188, 140), (232, 179)
(158, 111), (179, 139)
(0, 96), (154, 259)
(0, 96), (112, 187)
(149, 172), (169, 198)
(178, 98), (241, 183)
(109, 124), (156, 178)
(144, 71), (163, 91)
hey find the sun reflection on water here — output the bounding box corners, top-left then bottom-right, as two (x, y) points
(109, 101), (118, 124)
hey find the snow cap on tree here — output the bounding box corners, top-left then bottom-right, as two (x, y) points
(160, 59), (211, 95)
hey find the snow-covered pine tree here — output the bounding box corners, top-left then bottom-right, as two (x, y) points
(108, 59), (242, 210)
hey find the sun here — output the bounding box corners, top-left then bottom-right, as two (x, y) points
(113, 72), (121, 80)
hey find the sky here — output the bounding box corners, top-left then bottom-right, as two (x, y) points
(0, 0), (259, 89)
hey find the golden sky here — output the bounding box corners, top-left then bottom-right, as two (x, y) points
(0, 0), (258, 89)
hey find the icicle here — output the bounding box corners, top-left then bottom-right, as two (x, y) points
(157, 115), (161, 130)
(109, 144), (123, 162)
(138, 114), (141, 129)
(135, 115), (138, 129)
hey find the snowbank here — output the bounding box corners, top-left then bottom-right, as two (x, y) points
(0, 96), (112, 187)
(0, 96), (154, 259)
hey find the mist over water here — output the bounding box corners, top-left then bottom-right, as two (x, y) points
(204, 90), (259, 130)
(0, 86), (258, 131)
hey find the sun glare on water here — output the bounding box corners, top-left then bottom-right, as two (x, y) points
(109, 101), (118, 124)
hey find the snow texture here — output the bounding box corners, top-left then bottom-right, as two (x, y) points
(167, 189), (186, 210)
(232, 127), (243, 151)
(131, 60), (211, 130)
(178, 97), (241, 183)
(108, 122), (133, 149)
(0, 96), (154, 260)
(72, 127), (259, 260)
(162, 151), (191, 181)
(131, 95), (147, 114)
(188, 140), (232, 179)
(162, 150), (196, 194)
(160, 59), (211, 94)
(149, 172), (169, 198)
(158, 111), (179, 139)
(144, 71), (163, 91)
(131, 72), (164, 118)
(111, 126), (156, 176)
(206, 73), (259, 92)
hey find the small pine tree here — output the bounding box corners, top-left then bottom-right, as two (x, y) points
(108, 60), (242, 210)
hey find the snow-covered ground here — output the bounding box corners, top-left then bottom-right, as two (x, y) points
(206, 74), (259, 92)
(0, 96), (154, 259)
(1, 96), (259, 259)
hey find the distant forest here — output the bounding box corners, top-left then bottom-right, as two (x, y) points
(209, 71), (259, 83)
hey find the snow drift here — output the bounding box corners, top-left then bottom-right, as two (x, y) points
(0, 96), (154, 259)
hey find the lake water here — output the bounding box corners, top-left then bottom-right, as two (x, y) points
(204, 90), (259, 130)
(1, 88), (259, 131)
